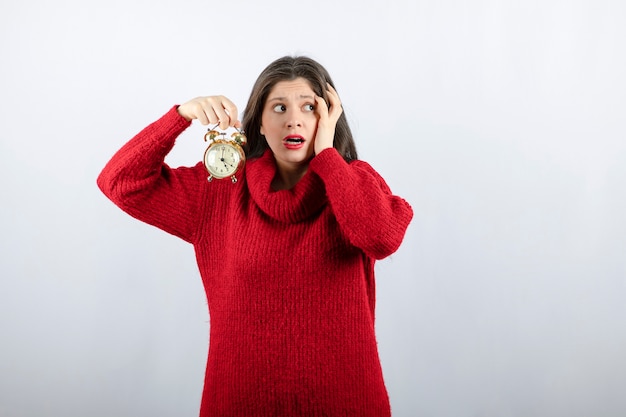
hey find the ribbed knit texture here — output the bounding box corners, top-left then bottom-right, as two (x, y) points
(97, 106), (413, 417)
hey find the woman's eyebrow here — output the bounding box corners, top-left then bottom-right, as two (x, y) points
(267, 95), (315, 102)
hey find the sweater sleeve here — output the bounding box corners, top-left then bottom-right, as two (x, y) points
(97, 106), (206, 244)
(309, 148), (413, 260)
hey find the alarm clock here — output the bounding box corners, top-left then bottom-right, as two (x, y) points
(203, 126), (247, 183)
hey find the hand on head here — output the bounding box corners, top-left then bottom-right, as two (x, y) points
(314, 83), (343, 155)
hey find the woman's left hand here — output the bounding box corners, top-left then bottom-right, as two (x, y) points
(314, 83), (343, 155)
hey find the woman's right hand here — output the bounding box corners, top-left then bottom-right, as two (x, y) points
(177, 96), (241, 130)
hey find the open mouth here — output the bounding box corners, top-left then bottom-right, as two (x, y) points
(283, 135), (306, 149)
(284, 135), (305, 144)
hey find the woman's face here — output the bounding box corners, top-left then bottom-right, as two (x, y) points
(260, 77), (319, 171)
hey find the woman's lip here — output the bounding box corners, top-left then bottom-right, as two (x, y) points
(283, 142), (305, 150)
(282, 135), (306, 150)
(283, 135), (305, 142)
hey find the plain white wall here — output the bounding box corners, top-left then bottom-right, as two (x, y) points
(1, 0), (625, 416)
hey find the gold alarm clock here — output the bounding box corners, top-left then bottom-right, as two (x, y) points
(203, 125), (247, 183)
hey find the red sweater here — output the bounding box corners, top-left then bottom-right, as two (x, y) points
(97, 106), (413, 417)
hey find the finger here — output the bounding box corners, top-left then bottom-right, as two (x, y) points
(219, 96), (240, 128)
(178, 98), (204, 123)
(209, 96), (239, 130)
(326, 84), (342, 108)
(200, 98), (227, 129)
(187, 97), (221, 127)
(325, 86), (343, 121)
(196, 102), (220, 126)
(196, 112), (210, 125)
(315, 96), (329, 119)
(326, 83), (339, 98)
(194, 102), (212, 125)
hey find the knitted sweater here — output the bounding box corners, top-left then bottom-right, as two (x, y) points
(97, 106), (413, 417)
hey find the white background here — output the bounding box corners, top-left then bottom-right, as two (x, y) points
(1, 0), (625, 416)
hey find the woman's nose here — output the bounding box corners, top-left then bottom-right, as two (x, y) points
(286, 109), (303, 128)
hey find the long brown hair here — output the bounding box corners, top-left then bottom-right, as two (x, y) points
(242, 56), (358, 162)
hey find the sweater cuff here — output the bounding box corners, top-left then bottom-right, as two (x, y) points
(145, 105), (193, 150)
(166, 105), (193, 133)
(309, 148), (349, 178)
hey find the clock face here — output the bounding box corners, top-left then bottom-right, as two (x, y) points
(204, 141), (244, 179)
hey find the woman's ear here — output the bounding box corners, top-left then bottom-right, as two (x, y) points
(260, 125), (265, 136)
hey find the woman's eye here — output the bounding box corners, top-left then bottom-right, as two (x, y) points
(273, 104), (286, 112)
(304, 104), (315, 112)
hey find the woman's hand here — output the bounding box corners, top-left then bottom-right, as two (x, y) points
(177, 96), (240, 130)
(314, 83), (343, 155)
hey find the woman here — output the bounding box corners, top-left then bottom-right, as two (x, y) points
(98, 55), (413, 417)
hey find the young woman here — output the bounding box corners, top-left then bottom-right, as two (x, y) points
(98, 55), (413, 417)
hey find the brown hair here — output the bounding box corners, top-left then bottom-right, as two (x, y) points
(242, 56), (358, 162)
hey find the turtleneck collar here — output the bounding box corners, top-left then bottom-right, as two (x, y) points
(245, 150), (327, 223)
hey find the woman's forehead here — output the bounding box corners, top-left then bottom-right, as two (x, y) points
(267, 78), (315, 100)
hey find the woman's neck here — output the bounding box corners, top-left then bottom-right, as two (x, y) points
(271, 162), (309, 190)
